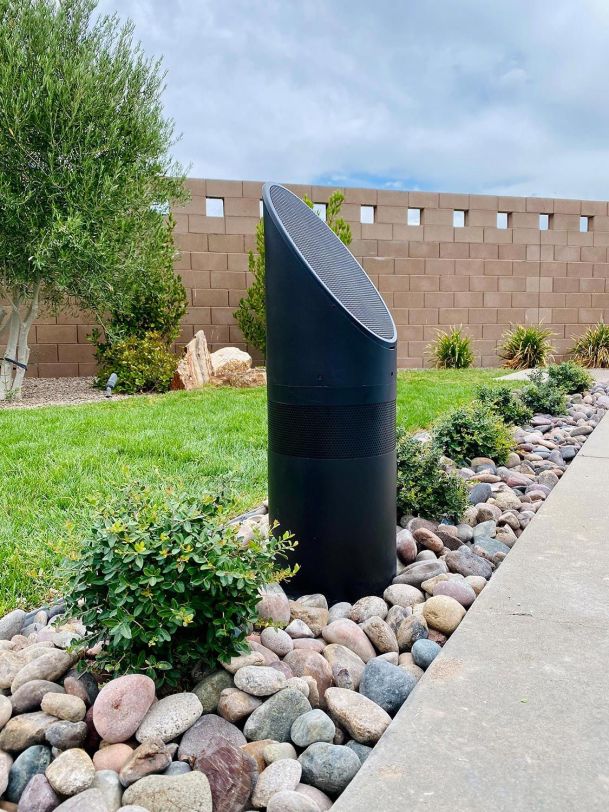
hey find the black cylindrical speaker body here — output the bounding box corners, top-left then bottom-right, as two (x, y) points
(263, 184), (397, 603)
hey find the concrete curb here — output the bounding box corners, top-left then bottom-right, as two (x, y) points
(333, 412), (609, 812)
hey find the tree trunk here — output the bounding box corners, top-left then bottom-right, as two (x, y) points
(0, 285), (40, 401)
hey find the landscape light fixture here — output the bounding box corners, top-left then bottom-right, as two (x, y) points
(263, 183), (397, 602)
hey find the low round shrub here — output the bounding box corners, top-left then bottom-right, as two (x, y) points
(570, 322), (609, 368)
(546, 361), (593, 394)
(94, 331), (177, 394)
(519, 370), (568, 416)
(432, 405), (514, 466)
(499, 324), (555, 369)
(396, 430), (468, 522)
(64, 484), (296, 689)
(475, 383), (532, 425)
(427, 326), (474, 369)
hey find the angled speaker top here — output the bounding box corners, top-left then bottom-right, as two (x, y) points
(263, 183), (397, 344)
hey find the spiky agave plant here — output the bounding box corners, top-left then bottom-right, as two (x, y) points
(428, 326), (474, 369)
(571, 322), (609, 368)
(499, 324), (555, 369)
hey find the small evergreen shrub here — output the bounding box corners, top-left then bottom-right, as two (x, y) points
(428, 326), (474, 369)
(571, 322), (609, 368)
(65, 484), (296, 688)
(546, 361), (593, 394)
(432, 405), (514, 466)
(94, 332), (177, 394)
(396, 430), (468, 522)
(519, 369), (568, 415)
(499, 324), (555, 369)
(475, 383), (532, 425)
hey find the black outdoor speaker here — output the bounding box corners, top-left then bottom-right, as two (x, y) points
(263, 183), (397, 603)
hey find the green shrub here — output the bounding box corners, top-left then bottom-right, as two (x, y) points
(94, 332), (177, 394)
(428, 326), (474, 369)
(396, 430), (468, 522)
(65, 484), (296, 688)
(499, 324), (555, 369)
(234, 190), (352, 357)
(432, 405), (514, 466)
(571, 322), (609, 368)
(546, 361), (593, 394)
(475, 383), (532, 425)
(519, 370), (568, 415)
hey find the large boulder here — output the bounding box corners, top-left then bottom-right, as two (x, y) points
(176, 330), (214, 390)
(210, 346), (252, 376)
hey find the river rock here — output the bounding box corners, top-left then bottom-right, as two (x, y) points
(217, 687), (262, 723)
(298, 742), (360, 795)
(396, 615), (428, 652)
(233, 666), (286, 697)
(445, 547), (493, 579)
(392, 560), (447, 588)
(63, 671), (99, 708)
(0, 612), (25, 641)
(45, 748), (95, 796)
(178, 714), (246, 765)
(40, 693), (86, 723)
(285, 620), (315, 639)
(433, 580), (476, 608)
(423, 595), (466, 634)
(296, 594), (329, 610)
(192, 670), (233, 713)
(257, 584), (291, 625)
(468, 482), (492, 504)
(119, 738), (172, 787)
(291, 709), (335, 748)
(325, 687), (391, 745)
(0, 713), (56, 753)
(122, 772), (212, 812)
(91, 769), (122, 811)
(11, 652), (73, 693)
(92, 675), (155, 744)
(359, 659), (416, 716)
(322, 645), (365, 691)
(321, 620), (375, 663)
(396, 528), (417, 565)
(93, 743), (133, 773)
(252, 758), (302, 807)
(360, 616), (399, 654)
(5, 745), (51, 803)
(14, 773), (59, 812)
(383, 584), (425, 609)
(54, 787), (108, 811)
(283, 651), (333, 707)
(241, 739), (275, 773)
(288, 603), (329, 637)
(350, 596), (388, 623)
(328, 602), (352, 623)
(244, 688), (311, 742)
(263, 742), (297, 764)
(249, 640), (280, 666)
(412, 528), (444, 553)
(295, 782), (333, 810)
(345, 740), (373, 765)
(411, 638), (442, 669)
(11, 681), (64, 715)
(0, 751), (10, 796)
(45, 720), (88, 750)
(193, 740), (256, 812)
(260, 627), (294, 657)
(221, 651), (265, 674)
(267, 790), (320, 812)
(135, 692), (202, 743)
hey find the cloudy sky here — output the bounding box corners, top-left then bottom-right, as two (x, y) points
(97, 0), (609, 200)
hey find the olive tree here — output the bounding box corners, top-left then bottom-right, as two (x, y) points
(0, 0), (187, 399)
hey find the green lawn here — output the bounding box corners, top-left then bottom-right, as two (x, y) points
(0, 368), (513, 612)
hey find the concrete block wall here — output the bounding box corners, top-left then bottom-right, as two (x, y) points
(23, 178), (609, 375)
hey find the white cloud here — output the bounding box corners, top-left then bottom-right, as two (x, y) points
(97, 0), (609, 199)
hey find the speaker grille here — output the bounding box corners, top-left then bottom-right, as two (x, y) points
(268, 185), (396, 341)
(268, 400), (396, 459)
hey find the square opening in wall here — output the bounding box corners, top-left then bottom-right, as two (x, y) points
(360, 205), (375, 224)
(206, 197), (224, 217)
(453, 210), (466, 227)
(497, 212), (509, 229)
(539, 213), (550, 230)
(407, 207), (421, 226)
(580, 216), (590, 232)
(312, 202), (327, 221)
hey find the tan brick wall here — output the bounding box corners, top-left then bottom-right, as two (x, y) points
(23, 178), (609, 375)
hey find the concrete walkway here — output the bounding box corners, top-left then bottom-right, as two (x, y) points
(334, 414), (609, 812)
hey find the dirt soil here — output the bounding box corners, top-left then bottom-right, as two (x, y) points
(0, 377), (132, 409)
